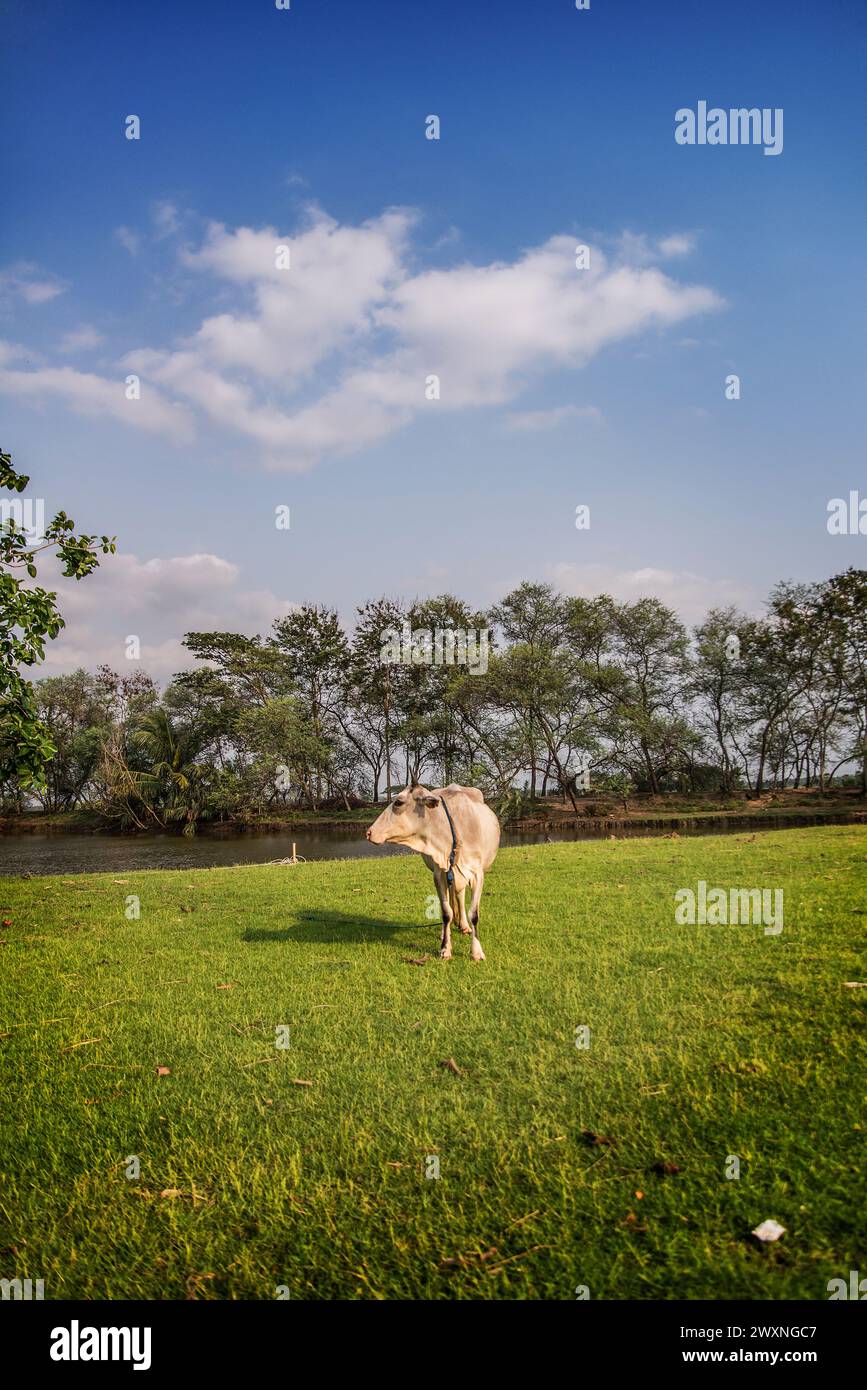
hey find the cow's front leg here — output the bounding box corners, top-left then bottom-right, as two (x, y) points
(433, 868), (453, 959)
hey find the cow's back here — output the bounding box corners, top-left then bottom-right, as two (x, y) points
(437, 784), (500, 871)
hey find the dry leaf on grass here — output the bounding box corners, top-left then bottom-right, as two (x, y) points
(159, 1186), (209, 1205)
(486, 1245), (551, 1275)
(230, 1019), (266, 1036)
(402, 955), (430, 966)
(438, 1058), (462, 1076)
(506, 1210), (540, 1229)
(440, 1247), (498, 1271)
(581, 1129), (616, 1147)
(652, 1161), (681, 1175)
(621, 1211), (648, 1233)
(185, 1272), (216, 1299)
(156, 1065), (171, 1076)
(751, 1219), (785, 1243)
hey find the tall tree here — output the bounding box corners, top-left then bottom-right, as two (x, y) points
(270, 606), (350, 806)
(819, 569), (867, 791)
(33, 669), (107, 812)
(584, 596), (691, 793)
(491, 583), (568, 798)
(0, 449), (115, 788)
(344, 597), (406, 801)
(690, 607), (751, 793)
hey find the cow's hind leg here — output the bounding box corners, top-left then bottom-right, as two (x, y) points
(434, 868), (453, 960)
(468, 870), (484, 928)
(467, 871), (485, 962)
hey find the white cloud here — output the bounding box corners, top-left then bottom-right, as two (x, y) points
(657, 233), (696, 258)
(175, 206), (414, 380)
(19, 282), (63, 306)
(152, 200), (181, 238)
(505, 404), (602, 432)
(0, 339), (40, 367)
(547, 561), (753, 625)
(37, 551), (295, 681)
(115, 226), (141, 256)
(59, 324), (104, 354)
(0, 343), (194, 442)
(376, 236), (719, 408)
(429, 224), (461, 250)
(4, 210), (722, 469)
(0, 261), (66, 306)
(616, 232), (697, 266)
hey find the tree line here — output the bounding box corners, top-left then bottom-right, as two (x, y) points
(4, 567), (863, 831)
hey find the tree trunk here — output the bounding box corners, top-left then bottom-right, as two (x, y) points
(529, 715), (537, 799)
(384, 688), (392, 802)
(642, 742), (658, 795)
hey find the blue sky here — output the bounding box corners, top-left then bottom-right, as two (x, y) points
(1, 0), (865, 675)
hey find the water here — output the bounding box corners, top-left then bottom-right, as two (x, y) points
(0, 826), (407, 877)
(0, 812), (856, 877)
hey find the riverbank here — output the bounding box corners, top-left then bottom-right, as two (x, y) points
(3, 790), (864, 838)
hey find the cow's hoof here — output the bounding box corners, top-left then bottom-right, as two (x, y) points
(470, 945), (486, 962)
(439, 947), (453, 960)
(459, 924), (472, 935)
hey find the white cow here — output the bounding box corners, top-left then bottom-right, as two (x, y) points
(366, 783), (500, 960)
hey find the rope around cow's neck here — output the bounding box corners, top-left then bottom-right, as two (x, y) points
(440, 796), (458, 885)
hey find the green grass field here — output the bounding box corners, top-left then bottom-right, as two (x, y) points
(1, 826), (864, 1300)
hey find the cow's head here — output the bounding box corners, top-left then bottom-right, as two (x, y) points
(366, 785), (442, 845)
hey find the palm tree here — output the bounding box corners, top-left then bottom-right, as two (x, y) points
(131, 708), (209, 834)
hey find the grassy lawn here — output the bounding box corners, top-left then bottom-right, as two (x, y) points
(0, 826), (864, 1301)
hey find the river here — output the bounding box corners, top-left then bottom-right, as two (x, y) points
(0, 812), (857, 876)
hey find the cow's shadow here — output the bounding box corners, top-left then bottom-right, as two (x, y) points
(243, 908), (434, 946)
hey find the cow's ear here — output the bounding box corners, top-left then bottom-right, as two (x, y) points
(424, 796), (441, 809)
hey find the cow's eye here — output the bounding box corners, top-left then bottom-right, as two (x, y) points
(393, 799), (406, 810)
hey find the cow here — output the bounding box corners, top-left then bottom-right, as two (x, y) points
(366, 783), (500, 961)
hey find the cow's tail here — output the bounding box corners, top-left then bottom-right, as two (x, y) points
(448, 881), (460, 918)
